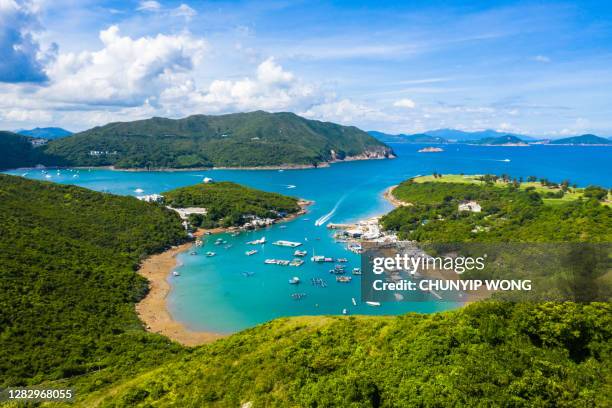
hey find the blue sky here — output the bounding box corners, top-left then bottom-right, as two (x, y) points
(1, 0), (612, 136)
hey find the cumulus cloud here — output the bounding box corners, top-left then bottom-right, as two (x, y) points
(0, 0), (56, 83)
(393, 98), (416, 109)
(41, 25), (207, 107)
(157, 57), (320, 114)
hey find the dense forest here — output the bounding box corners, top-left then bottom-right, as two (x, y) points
(37, 111), (394, 169)
(163, 181), (301, 228)
(0, 131), (56, 170)
(0, 174), (187, 387)
(76, 302), (611, 407)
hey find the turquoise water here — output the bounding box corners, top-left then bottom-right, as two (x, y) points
(6, 144), (611, 333)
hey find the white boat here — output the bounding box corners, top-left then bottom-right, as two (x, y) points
(288, 277), (300, 284)
(366, 301), (381, 307)
(273, 240), (302, 248)
(294, 250), (307, 257)
(246, 249), (258, 256)
(352, 268), (362, 275)
(172, 271), (180, 276)
(206, 252), (216, 257)
(352, 297), (357, 306)
(311, 255), (325, 262)
(247, 237), (266, 245)
(342, 308), (348, 315)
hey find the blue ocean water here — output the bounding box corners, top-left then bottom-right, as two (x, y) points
(6, 144), (611, 333)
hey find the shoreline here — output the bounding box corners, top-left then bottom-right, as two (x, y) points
(11, 154), (395, 173)
(135, 235), (226, 346)
(135, 200), (313, 346)
(382, 185), (411, 207)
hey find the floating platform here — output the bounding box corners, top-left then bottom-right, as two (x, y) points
(273, 240), (302, 247)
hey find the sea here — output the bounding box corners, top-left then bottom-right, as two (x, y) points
(5, 143), (611, 333)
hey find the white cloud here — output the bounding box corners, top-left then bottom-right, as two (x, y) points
(533, 55), (551, 63)
(41, 25), (207, 107)
(172, 4), (196, 19)
(393, 98), (416, 109)
(137, 1), (161, 12)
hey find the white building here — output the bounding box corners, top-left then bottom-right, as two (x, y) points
(458, 201), (482, 212)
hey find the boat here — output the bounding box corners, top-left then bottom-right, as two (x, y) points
(288, 277), (300, 284)
(246, 249), (258, 256)
(172, 271), (180, 276)
(336, 276), (352, 283)
(189, 251), (197, 255)
(337, 258), (348, 263)
(294, 250), (307, 257)
(352, 268), (362, 275)
(352, 297), (357, 306)
(289, 259), (304, 267)
(366, 301), (381, 307)
(342, 308), (348, 315)
(206, 251), (216, 257)
(272, 240), (302, 248)
(324, 257), (334, 262)
(311, 255), (325, 262)
(195, 239), (203, 247)
(247, 237), (266, 245)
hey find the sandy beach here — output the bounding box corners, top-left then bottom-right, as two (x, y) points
(135, 201), (313, 346)
(136, 235), (226, 346)
(383, 185), (412, 207)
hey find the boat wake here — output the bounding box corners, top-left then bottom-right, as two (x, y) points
(315, 195), (346, 226)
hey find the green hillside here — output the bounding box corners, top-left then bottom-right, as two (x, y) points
(382, 175), (612, 242)
(549, 134), (612, 145)
(42, 111), (394, 169)
(0, 174), (187, 387)
(163, 181), (301, 228)
(0, 131), (54, 170)
(77, 302), (611, 407)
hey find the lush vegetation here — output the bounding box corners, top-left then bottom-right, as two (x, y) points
(77, 302), (611, 407)
(40, 111), (393, 169)
(0, 174), (188, 387)
(382, 175), (611, 242)
(549, 134), (612, 145)
(0, 131), (57, 170)
(163, 181), (301, 228)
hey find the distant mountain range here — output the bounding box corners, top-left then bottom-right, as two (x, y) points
(16, 127), (73, 139)
(370, 129), (611, 146)
(2, 111), (394, 170)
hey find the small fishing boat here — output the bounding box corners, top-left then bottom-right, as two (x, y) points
(190, 251), (197, 255)
(247, 237), (266, 245)
(288, 276), (300, 284)
(172, 271), (180, 276)
(206, 251), (216, 257)
(337, 258), (348, 263)
(366, 301), (381, 307)
(336, 276), (352, 283)
(352, 297), (357, 306)
(289, 259), (304, 267)
(294, 250), (307, 257)
(246, 249), (258, 256)
(352, 268), (362, 275)
(342, 308), (348, 315)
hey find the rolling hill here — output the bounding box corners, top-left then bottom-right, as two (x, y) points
(468, 135), (528, 145)
(424, 128), (536, 141)
(41, 111), (394, 169)
(0, 131), (57, 170)
(17, 127), (73, 139)
(548, 134), (612, 145)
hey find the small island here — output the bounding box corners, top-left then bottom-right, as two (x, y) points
(418, 147), (444, 153)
